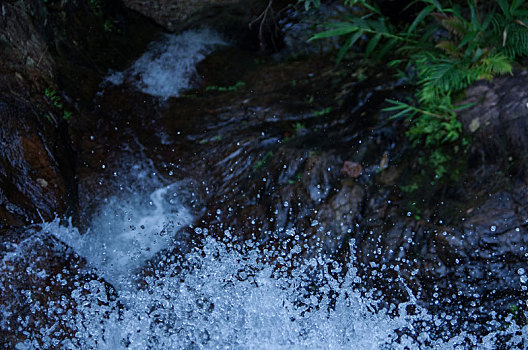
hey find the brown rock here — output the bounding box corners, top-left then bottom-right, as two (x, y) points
(0, 100), (69, 227)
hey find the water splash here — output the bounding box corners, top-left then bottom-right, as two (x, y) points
(1, 161), (526, 349)
(8, 227), (527, 349)
(49, 183), (194, 290)
(106, 29), (227, 98)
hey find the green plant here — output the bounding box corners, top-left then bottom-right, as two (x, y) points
(253, 151), (274, 171)
(288, 172), (303, 184)
(103, 19), (114, 32)
(308, 0), (528, 182)
(44, 88), (73, 122)
(199, 134), (222, 144)
(312, 107), (332, 116)
(293, 122), (306, 134)
(205, 81), (246, 92)
(88, 0), (103, 17)
(63, 110), (72, 122)
(299, 0), (321, 11)
(45, 88), (63, 109)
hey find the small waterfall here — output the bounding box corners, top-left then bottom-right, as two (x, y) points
(49, 183), (195, 290)
(105, 29), (227, 98)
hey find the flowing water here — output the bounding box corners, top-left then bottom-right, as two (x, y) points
(5, 178), (528, 349)
(2, 29), (528, 349)
(105, 29), (227, 98)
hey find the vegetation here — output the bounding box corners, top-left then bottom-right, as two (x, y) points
(305, 0), (528, 185)
(44, 88), (72, 123)
(205, 81), (246, 92)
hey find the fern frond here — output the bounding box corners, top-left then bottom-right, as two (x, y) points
(491, 14), (528, 58)
(417, 58), (470, 102)
(435, 40), (461, 57)
(432, 13), (468, 37)
(480, 54), (513, 76)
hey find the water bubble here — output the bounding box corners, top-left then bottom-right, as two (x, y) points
(490, 225), (496, 232)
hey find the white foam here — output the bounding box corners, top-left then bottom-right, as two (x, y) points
(105, 29), (227, 98)
(4, 183), (527, 348)
(50, 183), (194, 290)
(15, 230), (526, 349)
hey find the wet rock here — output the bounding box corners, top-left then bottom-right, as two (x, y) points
(122, 0), (239, 30)
(0, 0), (55, 97)
(0, 0), (159, 228)
(0, 227), (118, 349)
(0, 100), (69, 227)
(121, 0), (276, 50)
(45, 20), (528, 337)
(309, 182), (365, 255)
(459, 71), (528, 175)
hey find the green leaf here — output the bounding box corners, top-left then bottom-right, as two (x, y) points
(309, 24), (357, 41)
(336, 31), (363, 64)
(408, 4), (435, 33)
(365, 33), (382, 57)
(497, 0), (510, 17)
(376, 37), (398, 59)
(512, 0), (525, 12)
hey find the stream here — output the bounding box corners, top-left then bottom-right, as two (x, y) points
(1, 28), (528, 349)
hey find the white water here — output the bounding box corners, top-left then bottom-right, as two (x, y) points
(105, 29), (227, 98)
(3, 182), (526, 349)
(50, 183), (194, 290)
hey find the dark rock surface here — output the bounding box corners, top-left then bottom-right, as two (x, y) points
(460, 70), (528, 178)
(0, 99), (71, 227)
(0, 227), (117, 348)
(0, 0), (159, 228)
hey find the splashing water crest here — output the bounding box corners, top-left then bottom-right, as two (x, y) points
(2, 181), (526, 349)
(50, 183), (194, 290)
